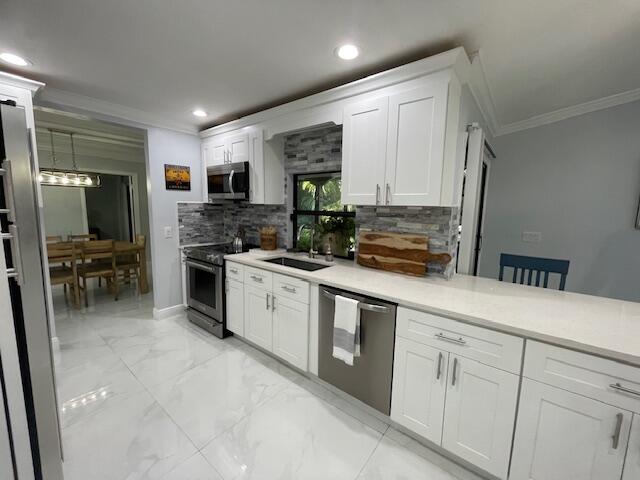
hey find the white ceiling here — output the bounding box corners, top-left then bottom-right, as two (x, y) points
(2, 0), (640, 134)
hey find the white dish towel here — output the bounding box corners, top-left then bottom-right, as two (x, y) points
(332, 295), (361, 366)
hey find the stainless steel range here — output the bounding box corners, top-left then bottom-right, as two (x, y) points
(184, 243), (236, 338)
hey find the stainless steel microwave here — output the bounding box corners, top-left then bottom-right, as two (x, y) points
(207, 161), (250, 201)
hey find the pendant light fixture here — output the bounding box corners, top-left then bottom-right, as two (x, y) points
(39, 130), (101, 187)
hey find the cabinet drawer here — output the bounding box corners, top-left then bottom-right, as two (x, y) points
(273, 273), (309, 304)
(226, 262), (244, 281)
(244, 266), (272, 290)
(396, 307), (523, 374)
(524, 341), (640, 413)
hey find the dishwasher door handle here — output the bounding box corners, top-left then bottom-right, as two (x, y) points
(321, 289), (390, 313)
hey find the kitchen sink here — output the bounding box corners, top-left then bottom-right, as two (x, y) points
(262, 256), (331, 271)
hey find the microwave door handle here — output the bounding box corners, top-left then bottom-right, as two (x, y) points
(228, 170), (235, 195)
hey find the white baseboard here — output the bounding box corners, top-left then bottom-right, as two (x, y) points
(153, 304), (186, 320)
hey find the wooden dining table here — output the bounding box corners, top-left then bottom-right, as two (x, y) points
(46, 240), (149, 295)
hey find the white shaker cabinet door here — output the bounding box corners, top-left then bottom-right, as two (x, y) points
(341, 97), (388, 206)
(622, 414), (640, 480)
(227, 133), (249, 163)
(510, 378), (631, 480)
(390, 337), (447, 445)
(243, 284), (273, 351)
(209, 135), (228, 166)
(225, 279), (244, 336)
(441, 356), (519, 480)
(272, 295), (309, 371)
(385, 83), (448, 206)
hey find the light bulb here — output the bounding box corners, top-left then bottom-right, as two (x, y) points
(74, 177), (81, 185)
(61, 176), (70, 185)
(50, 176), (57, 184)
(85, 177), (93, 186)
(336, 44), (360, 60)
(38, 174), (44, 182)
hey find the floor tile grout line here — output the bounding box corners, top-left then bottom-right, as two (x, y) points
(353, 425), (388, 480)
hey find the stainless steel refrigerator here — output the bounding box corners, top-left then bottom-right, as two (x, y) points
(1, 101), (64, 480)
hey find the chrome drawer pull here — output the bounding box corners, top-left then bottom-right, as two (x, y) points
(250, 275), (263, 283)
(230, 268), (239, 274)
(610, 383), (640, 397)
(436, 352), (443, 380)
(281, 285), (296, 293)
(435, 333), (467, 345)
(266, 293), (270, 310)
(612, 413), (623, 449)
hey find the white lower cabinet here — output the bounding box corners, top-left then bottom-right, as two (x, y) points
(225, 278), (244, 336)
(510, 378), (631, 480)
(623, 414), (640, 480)
(442, 356), (519, 479)
(391, 337), (447, 444)
(243, 284), (273, 351)
(272, 295), (309, 371)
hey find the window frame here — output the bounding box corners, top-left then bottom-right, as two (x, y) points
(291, 171), (355, 258)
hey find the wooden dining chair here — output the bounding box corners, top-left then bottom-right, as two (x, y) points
(77, 240), (117, 306)
(69, 233), (98, 242)
(499, 253), (570, 291)
(114, 235), (146, 293)
(47, 242), (80, 308)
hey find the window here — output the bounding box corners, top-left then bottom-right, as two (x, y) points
(292, 172), (355, 258)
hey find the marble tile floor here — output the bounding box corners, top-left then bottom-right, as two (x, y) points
(51, 286), (483, 480)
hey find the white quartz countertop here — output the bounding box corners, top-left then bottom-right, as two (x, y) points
(226, 252), (640, 367)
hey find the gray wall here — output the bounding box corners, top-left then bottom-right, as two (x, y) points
(146, 128), (202, 311)
(479, 100), (640, 302)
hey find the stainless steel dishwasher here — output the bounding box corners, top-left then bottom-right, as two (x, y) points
(318, 285), (397, 415)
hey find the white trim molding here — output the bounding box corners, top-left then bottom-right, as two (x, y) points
(467, 51), (500, 138)
(496, 87), (640, 136)
(36, 87), (198, 135)
(153, 304), (185, 320)
(0, 70), (44, 93)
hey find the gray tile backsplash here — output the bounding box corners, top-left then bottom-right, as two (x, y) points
(178, 125), (460, 277)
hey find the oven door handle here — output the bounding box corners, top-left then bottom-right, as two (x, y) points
(228, 170), (235, 195)
(186, 260), (218, 273)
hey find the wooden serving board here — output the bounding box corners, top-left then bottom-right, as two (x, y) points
(357, 231), (452, 277)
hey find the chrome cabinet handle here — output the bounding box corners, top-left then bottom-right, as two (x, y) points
(610, 383), (640, 397)
(250, 275), (263, 283)
(230, 267), (238, 274)
(435, 333), (467, 345)
(385, 183), (391, 205)
(612, 413), (624, 449)
(266, 293), (270, 310)
(4, 225), (24, 285)
(281, 285), (296, 293)
(451, 357), (458, 386)
(375, 184), (380, 205)
(436, 352), (443, 380)
(229, 170), (235, 195)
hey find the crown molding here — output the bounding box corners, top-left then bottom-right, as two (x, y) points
(36, 88), (198, 135)
(0, 70), (45, 93)
(495, 87), (640, 136)
(467, 51), (500, 138)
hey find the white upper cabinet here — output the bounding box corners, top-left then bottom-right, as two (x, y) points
(386, 83), (448, 206)
(227, 132), (249, 163)
(442, 355), (519, 479)
(203, 135), (229, 167)
(511, 379), (631, 480)
(341, 97), (389, 206)
(341, 75), (461, 207)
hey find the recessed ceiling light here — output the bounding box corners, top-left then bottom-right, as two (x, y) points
(192, 109), (207, 118)
(0, 52), (32, 67)
(336, 44), (360, 60)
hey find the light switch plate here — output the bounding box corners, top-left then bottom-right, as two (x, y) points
(164, 226), (173, 239)
(522, 231), (542, 243)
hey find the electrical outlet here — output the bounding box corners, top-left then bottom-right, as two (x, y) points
(164, 226), (173, 239)
(522, 231), (542, 243)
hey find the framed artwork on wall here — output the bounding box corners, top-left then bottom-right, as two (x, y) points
(165, 164), (191, 191)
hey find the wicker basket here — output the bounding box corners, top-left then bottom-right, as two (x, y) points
(259, 228), (278, 251)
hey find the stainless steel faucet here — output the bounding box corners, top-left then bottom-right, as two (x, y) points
(297, 224), (318, 259)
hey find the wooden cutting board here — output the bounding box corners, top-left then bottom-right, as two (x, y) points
(357, 231), (452, 276)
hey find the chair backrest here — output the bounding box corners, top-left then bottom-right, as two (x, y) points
(499, 253), (570, 290)
(46, 235), (63, 244)
(80, 239), (115, 261)
(135, 234), (146, 248)
(69, 233), (98, 242)
(47, 241), (77, 263)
